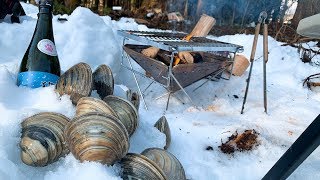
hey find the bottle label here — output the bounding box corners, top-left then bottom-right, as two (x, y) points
(37, 39), (58, 56)
(17, 71), (59, 88)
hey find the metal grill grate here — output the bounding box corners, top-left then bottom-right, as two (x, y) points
(118, 30), (244, 52)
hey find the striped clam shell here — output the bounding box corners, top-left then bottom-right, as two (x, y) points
(64, 112), (129, 165)
(20, 112), (70, 167)
(103, 95), (138, 137)
(154, 116), (171, 150)
(76, 97), (118, 117)
(120, 153), (167, 180)
(92, 64), (114, 100)
(55, 62), (92, 105)
(141, 148), (186, 180)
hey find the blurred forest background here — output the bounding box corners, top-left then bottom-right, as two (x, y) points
(25, 0), (320, 42)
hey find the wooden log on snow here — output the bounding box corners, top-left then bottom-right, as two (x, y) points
(227, 54), (250, 76)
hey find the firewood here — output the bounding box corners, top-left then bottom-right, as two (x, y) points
(189, 14), (216, 37)
(141, 14), (216, 65)
(178, 52), (194, 64)
(178, 14), (216, 64)
(228, 55), (250, 76)
(141, 47), (160, 58)
(157, 50), (171, 65)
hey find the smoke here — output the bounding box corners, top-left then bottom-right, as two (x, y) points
(168, 0), (283, 25)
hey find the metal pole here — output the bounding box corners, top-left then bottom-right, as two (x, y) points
(262, 114), (320, 180)
(263, 23), (268, 113)
(124, 52), (148, 110)
(240, 22), (261, 114)
(240, 11), (267, 114)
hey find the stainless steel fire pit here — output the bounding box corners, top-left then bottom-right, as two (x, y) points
(118, 30), (243, 110)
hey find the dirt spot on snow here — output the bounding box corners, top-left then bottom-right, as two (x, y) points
(219, 130), (260, 154)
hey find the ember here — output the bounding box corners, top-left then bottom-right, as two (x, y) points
(219, 130), (259, 154)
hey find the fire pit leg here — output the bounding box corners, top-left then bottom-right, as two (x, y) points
(167, 51), (195, 107)
(170, 73), (195, 107)
(155, 91), (185, 111)
(165, 92), (172, 110)
(124, 51), (148, 110)
(143, 81), (155, 94)
(155, 92), (171, 100)
(193, 67), (227, 92)
(221, 52), (237, 80)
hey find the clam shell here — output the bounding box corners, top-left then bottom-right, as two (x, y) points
(120, 153), (167, 180)
(103, 95), (138, 137)
(55, 62), (92, 105)
(20, 112), (70, 167)
(65, 112), (129, 165)
(76, 97), (118, 117)
(92, 64), (114, 99)
(154, 116), (171, 150)
(141, 148), (186, 180)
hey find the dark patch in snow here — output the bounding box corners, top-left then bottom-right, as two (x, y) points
(206, 146), (213, 151)
(219, 129), (259, 154)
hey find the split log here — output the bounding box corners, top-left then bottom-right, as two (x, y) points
(177, 14), (216, 64)
(189, 14), (216, 38)
(142, 14), (216, 65)
(141, 47), (159, 58)
(228, 54), (250, 76)
(178, 51), (194, 64)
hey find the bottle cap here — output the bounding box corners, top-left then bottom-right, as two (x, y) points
(39, 0), (53, 9)
(39, 0), (53, 13)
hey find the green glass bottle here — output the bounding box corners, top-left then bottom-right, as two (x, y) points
(17, 0), (60, 88)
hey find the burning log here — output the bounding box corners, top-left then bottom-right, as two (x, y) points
(142, 14), (216, 66)
(189, 14), (216, 38)
(176, 14), (216, 64)
(141, 47), (160, 58)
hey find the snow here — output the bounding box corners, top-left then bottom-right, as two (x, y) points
(0, 3), (320, 180)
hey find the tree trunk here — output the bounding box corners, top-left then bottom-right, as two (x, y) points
(292, 0), (320, 27)
(98, 0), (104, 14)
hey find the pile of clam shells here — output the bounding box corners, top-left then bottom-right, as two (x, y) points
(55, 63), (114, 104)
(19, 62), (185, 179)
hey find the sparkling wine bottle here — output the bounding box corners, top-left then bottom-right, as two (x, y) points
(17, 0), (60, 88)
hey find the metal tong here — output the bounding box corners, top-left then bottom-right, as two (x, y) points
(241, 11), (268, 114)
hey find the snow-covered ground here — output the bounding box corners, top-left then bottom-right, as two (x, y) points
(0, 3), (320, 180)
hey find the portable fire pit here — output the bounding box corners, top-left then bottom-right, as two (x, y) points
(118, 30), (243, 109)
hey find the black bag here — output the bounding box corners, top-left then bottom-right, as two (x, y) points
(0, 0), (26, 23)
